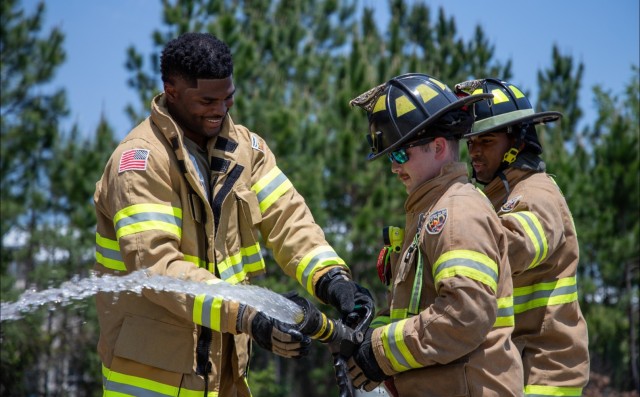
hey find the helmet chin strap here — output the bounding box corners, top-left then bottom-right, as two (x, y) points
(501, 123), (529, 167)
(472, 124), (528, 191)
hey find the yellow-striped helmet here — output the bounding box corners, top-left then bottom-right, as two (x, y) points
(350, 73), (492, 161)
(456, 78), (562, 154)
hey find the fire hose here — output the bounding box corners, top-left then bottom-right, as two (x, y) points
(288, 293), (375, 397)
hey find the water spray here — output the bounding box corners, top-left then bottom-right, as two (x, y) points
(1, 270), (302, 324)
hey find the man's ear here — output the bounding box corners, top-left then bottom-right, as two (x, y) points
(164, 82), (177, 103)
(508, 134), (525, 151)
(433, 137), (447, 158)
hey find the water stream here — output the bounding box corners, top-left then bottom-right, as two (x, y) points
(0, 269), (304, 324)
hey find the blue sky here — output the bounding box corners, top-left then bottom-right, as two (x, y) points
(23, 0), (639, 140)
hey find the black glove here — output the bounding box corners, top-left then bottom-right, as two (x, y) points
(316, 268), (375, 324)
(283, 292), (328, 339)
(347, 328), (387, 390)
(236, 303), (311, 358)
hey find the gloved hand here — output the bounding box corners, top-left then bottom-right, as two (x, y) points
(236, 303), (310, 358)
(283, 292), (328, 339)
(316, 268), (375, 326)
(347, 328), (387, 391)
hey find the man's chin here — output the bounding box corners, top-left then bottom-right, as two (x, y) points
(474, 172), (492, 184)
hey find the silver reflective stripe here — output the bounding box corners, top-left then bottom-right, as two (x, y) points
(96, 244), (122, 262)
(255, 172), (288, 203)
(514, 283), (577, 306)
(436, 258), (498, 282)
(300, 250), (337, 288)
(115, 212), (182, 230)
(386, 322), (412, 369)
(199, 296), (214, 327)
(105, 380), (170, 397)
(497, 304), (514, 318)
(220, 261), (244, 281)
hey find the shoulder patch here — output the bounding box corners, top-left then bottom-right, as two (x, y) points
(500, 195), (522, 213)
(426, 208), (447, 235)
(118, 148), (150, 173)
(251, 134), (265, 153)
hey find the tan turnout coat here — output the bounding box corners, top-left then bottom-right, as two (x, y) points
(483, 167), (590, 394)
(372, 162), (523, 396)
(94, 94), (345, 396)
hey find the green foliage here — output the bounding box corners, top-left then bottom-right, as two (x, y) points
(1, 0), (118, 394)
(247, 359), (290, 396)
(576, 68), (639, 391)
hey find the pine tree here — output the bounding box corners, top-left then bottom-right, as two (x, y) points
(1, 1), (68, 393)
(1, 1), (118, 394)
(578, 69), (639, 391)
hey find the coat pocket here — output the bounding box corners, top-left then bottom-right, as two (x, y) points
(395, 361), (470, 396)
(113, 315), (194, 374)
(233, 188), (265, 280)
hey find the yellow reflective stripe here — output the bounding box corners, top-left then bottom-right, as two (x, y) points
(509, 85), (526, 99)
(428, 78), (447, 91)
(114, 203), (182, 224)
(193, 295), (223, 331)
(433, 250), (499, 293)
(183, 254), (210, 270)
(390, 309), (408, 320)
(370, 316), (392, 329)
(514, 277), (578, 314)
(218, 252), (242, 284)
(114, 203), (182, 240)
(381, 319), (422, 372)
(217, 243), (265, 285)
(492, 88), (510, 104)
(503, 211), (548, 269)
(118, 221), (181, 240)
(395, 95), (416, 117)
(417, 83), (439, 104)
(103, 364), (179, 396)
(524, 384), (582, 396)
(252, 167), (293, 213)
(96, 233), (126, 271)
(102, 364), (218, 397)
(373, 94), (387, 113)
(494, 295), (515, 327)
(295, 245), (346, 296)
(408, 248), (424, 315)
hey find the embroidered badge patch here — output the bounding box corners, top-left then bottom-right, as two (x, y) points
(118, 149), (150, 173)
(500, 195), (522, 213)
(426, 208), (447, 235)
(251, 135), (265, 153)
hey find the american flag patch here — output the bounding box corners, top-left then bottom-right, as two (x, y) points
(118, 149), (150, 173)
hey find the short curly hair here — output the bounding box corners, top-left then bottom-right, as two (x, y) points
(160, 32), (233, 85)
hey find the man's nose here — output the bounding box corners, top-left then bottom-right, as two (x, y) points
(467, 141), (479, 155)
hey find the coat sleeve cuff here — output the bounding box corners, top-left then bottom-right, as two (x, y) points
(372, 326), (398, 376)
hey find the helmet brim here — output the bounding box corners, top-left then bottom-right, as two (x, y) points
(368, 93), (493, 160)
(464, 110), (562, 138)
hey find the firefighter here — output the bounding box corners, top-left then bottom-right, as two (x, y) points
(456, 78), (590, 396)
(93, 32), (373, 396)
(346, 73), (524, 396)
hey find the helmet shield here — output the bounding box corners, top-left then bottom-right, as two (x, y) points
(351, 73), (491, 160)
